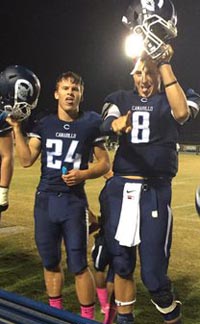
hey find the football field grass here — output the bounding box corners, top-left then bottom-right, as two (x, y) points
(0, 152), (200, 323)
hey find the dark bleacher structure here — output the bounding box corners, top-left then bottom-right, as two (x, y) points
(179, 113), (200, 145)
(0, 290), (100, 324)
(179, 114), (200, 154)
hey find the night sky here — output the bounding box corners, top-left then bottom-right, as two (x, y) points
(1, 0), (200, 138)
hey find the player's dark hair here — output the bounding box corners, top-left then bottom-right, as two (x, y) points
(55, 71), (84, 91)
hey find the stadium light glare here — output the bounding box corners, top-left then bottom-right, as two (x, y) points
(125, 33), (144, 58)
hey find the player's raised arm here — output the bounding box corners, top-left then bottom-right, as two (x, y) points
(6, 119), (41, 167)
(156, 44), (190, 123)
(0, 65), (41, 216)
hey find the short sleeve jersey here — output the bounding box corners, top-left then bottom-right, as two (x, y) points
(28, 111), (104, 192)
(103, 89), (200, 178)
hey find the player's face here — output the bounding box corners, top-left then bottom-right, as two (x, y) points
(54, 77), (83, 120)
(133, 59), (161, 97)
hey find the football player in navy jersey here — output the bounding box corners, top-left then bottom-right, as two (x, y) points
(6, 71), (110, 320)
(99, 44), (200, 324)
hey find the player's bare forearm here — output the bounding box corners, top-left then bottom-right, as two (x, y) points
(0, 134), (14, 187)
(0, 156), (13, 187)
(62, 160), (110, 186)
(62, 147), (110, 186)
(156, 45), (190, 123)
(91, 144), (111, 178)
(159, 64), (190, 122)
(84, 158), (110, 180)
(5, 117), (33, 167)
(13, 125), (40, 167)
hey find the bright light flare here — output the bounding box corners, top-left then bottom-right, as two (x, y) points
(124, 33), (144, 58)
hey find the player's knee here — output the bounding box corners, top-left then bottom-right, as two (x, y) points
(92, 248), (108, 272)
(113, 256), (134, 278)
(75, 266), (88, 276)
(92, 234), (109, 271)
(93, 263), (107, 272)
(44, 261), (61, 271)
(66, 249), (88, 273)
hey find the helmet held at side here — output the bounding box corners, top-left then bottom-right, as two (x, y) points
(0, 65), (41, 121)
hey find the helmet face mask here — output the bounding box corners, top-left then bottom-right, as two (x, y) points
(143, 14), (177, 42)
(0, 65), (41, 121)
(122, 0), (177, 59)
(3, 102), (32, 122)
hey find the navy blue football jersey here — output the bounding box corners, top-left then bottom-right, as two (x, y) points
(28, 111), (104, 192)
(102, 89), (200, 178)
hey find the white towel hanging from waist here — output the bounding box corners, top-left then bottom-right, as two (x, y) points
(115, 182), (142, 247)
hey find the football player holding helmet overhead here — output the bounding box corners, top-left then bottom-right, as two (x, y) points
(0, 65), (40, 218)
(100, 1), (200, 320)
